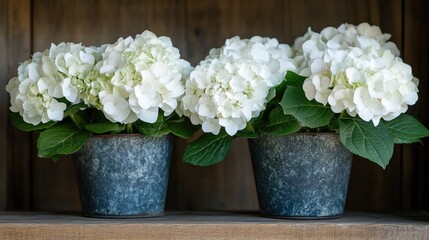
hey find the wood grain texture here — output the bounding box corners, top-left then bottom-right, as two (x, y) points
(0, 0), (8, 210)
(6, 0), (32, 211)
(0, 212), (428, 240)
(403, 0), (429, 211)
(32, 0), (186, 52)
(2, 0), (429, 213)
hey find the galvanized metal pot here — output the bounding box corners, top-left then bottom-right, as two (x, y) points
(249, 133), (352, 219)
(73, 134), (172, 218)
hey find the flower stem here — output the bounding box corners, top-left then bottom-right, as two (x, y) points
(339, 111), (346, 120)
(126, 124), (133, 134)
(69, 114), (82, 130)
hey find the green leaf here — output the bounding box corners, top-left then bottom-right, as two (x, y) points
(266, 71), (306, 107)
(236, 123), (259, 138)
(383, 114), (429, 144)
(69, 113), (88, 130)
(37, 124), (92, 158)
(167, 118), (198, 139)
(85, 123), (125, 134)
(339, 118), (394, 169)
(280, 86), (334, 128)
(260, 107), (302, 136)
(64, 102), (87, 118)
(235, 131), (259, 138)
(89, 109), (110, 123)
(266, 87), (276, 103)
(284, 71), (307, 87)
(135, 115), (170, 137)
(183, 132), (233, 166)
(8, 111), (57, 132)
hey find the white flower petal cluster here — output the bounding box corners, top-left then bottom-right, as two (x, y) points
(5, 43), (101, 125)
(97, 30), (192, 123)
(294, 22), (400, 76)
(180, 36), (298, 136)
(6, 31), (191, 126)
(296, 23), (418, 126)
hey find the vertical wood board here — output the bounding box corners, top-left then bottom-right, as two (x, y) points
(0, 0), (8, 210)
(403, 0), (429, 211)
(6, 0), (32, 210)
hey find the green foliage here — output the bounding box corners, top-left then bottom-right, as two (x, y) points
(85, 123), (125, 134)
(9, 106), (198, 161)
(37, 124), (92, 159)
(260, 107), (302, 136)
(135, 114), (170, 137)
(384, 114), (429, 144)
(64, 102), (87, 117)
(235, 123), (259, 138)
(9, 69), (429, 168)
(284, 71), (307, 87)
(338, 117), (394, 169)
(183, 132), (233, 166)
(275, 71), (429, 169)
(8, 111), (57, 132)
(280, 85), (334, 128)
(182, 71), (429, 168)
(167, 116), (199, 139)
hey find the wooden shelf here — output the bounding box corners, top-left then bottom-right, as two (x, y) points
(0, 211), (428, 239)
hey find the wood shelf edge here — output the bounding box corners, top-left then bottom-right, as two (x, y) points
(0, 211), (428, 240)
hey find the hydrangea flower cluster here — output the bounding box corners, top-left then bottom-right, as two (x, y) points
(6, 43), (102, 125)
(180, 36), (298, 136)
(97, 31), (192, 124)
(6, 30), (192, 126)
(294, 23), (419, 125)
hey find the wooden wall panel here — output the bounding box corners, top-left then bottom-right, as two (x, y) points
(32, 0), (186, 52)
(0, 0), (8, 210)
(5, 0), (33, 211)
(1, 0), (428, 212)
(403, 0), (429, 211)
(287, 0), (356, 36)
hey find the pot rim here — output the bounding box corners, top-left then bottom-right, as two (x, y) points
(259, 132), (339, 137)
(89, 133), (167, 139)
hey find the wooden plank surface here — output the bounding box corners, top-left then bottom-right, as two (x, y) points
(0, 212), (428, 240)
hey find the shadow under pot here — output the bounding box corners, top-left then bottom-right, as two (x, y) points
(248, 133), (352, 219)
(73, 134), (172, 218)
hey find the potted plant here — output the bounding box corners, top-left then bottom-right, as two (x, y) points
(181, 23), (429, 218)
(5, 30), (196, 218)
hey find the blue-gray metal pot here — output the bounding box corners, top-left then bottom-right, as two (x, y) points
(73, 134), (172, 218)
(249, 133), (352, 219)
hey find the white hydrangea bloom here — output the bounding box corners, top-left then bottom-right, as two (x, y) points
(6, 32), (189, 126)
(295, 23), (418, 126)
(50, 42), (105, 105)
(293, 22), (400, 76)
(5, 42), (102, 125)
(180, 36), (298, 136)
(6, 50), (67, 125)
(97, 30), (192, 124)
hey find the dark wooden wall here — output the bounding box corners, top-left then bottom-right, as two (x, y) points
(1, 0), (428, 212)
